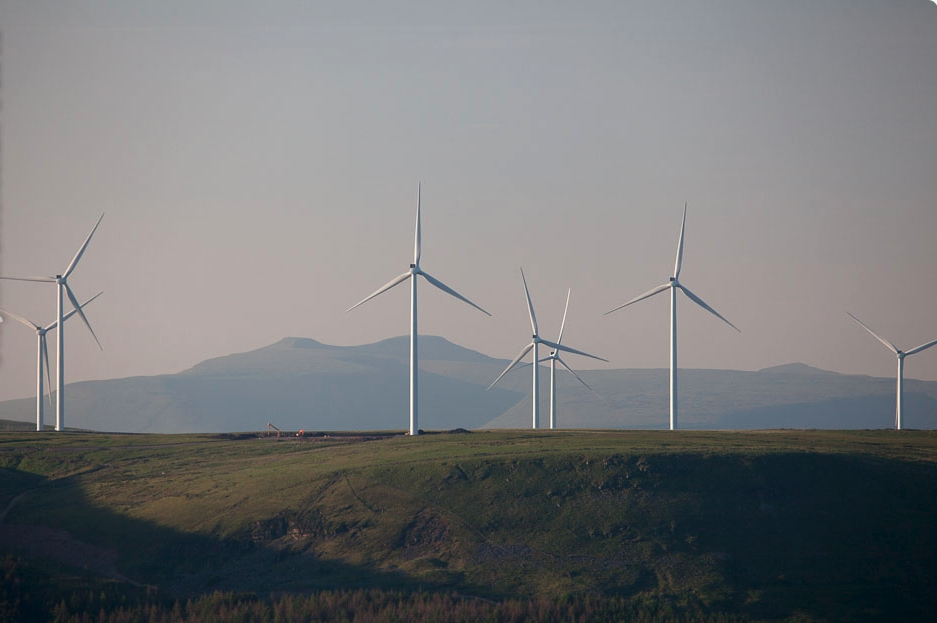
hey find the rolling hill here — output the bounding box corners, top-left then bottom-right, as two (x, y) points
(0, 336), (935, 432)
(1, 430), (936, 622)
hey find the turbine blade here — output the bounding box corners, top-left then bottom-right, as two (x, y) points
(674, 203), (687, 279)
(65, 284), (103, 350)
(557, 288), (571, 344)
(679, 284), (741, 332)
(53, 290), (105, 329)
(414, 184), (422, 266)
(496, 359), (537, 370)
(0, 275), (56, 283)
(420, 271), (490, 315)
(555, 356), (594, 391)
(347, 272), (411, 312)
(605, 283), (670, 315)
(64, 213), (105, 278)
(0, 305), (41, 331)
(906, 338), (937, 357)
(41, 335), (53, 408)
(488, 343), (534, 389)
(846, 312), (899, 354)
(520, 267), (538, 335)
(540, 338), (608, 362)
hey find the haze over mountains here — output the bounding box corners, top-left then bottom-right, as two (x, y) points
(1, 336), (935, 433)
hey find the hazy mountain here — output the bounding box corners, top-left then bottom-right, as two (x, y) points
(0, 336), (935, 432)
(0, 336), (522, 434)
(483, 364), (937, 430)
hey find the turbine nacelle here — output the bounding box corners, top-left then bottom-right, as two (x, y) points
(605, 204), (738, 429)
(847, 311), (937, 430)
(490, 274), (606, 431)
(0, 290), (103, 431)
(348, 186), (489, 435)
(0, 213), (105, 432)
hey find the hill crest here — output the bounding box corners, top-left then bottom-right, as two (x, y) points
(757, 362), (841, 376)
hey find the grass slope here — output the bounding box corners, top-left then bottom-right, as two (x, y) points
(1, 430), (936, 621)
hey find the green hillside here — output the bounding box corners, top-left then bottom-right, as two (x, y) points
(1, 430), (936, 621)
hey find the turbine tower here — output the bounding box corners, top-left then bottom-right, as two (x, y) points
(0, 292), (103, 431)
(606, 204), (739, 430)
(348, 186), (490, 435)
(0, 214), (104, 431)
(847, 312), (937, 430)
(489, 270), (606, 429)
(541, 289), (603, 429)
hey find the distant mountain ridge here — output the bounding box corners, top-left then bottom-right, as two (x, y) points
(757, 362), (841, 376)
(0, 336), (935, 433)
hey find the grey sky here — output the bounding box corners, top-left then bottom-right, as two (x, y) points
(1, 1), (936, 404)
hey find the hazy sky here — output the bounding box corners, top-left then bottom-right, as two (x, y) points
(1, 1), (936, 404)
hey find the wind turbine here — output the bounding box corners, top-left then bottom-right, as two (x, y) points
(606, 204), (739, 430)
(0, 292), (103, 431)
(540, 289), (604, 429)
(0, 213), (104, 431)
(348, 186), (490, 435)
(847, 312), (937, 430)
(489, 270), (607, 430)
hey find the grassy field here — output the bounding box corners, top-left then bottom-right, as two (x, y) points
(2, 429), (936, 621)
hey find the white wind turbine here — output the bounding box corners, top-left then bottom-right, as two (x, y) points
(348, 187), (490, 435)
(0, 213), (104, 431)
(847, 312), (937, 430)
(606, 204), (739, 430)
(541, 289), (604, 430)
(0, 292), (103, 431)
(489, 270), (607, 430)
